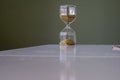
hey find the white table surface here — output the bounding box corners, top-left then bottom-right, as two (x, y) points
(0, 44), (120, 80)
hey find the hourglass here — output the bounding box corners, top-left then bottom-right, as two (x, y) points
(59, 5), (76, 45)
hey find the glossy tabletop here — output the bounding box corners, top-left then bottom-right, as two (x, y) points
(0, 44), (120, 80)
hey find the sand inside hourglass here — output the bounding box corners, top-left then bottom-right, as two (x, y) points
(60, 15), (76, 24)
(60, 39), (75, 45)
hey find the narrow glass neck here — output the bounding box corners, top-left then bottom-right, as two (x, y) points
(66, 24), (70, 28)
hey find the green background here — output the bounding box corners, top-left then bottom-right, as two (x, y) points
(0, 0), (120, 50)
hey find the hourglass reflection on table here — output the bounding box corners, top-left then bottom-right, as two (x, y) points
(59, 5), (76, 45)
